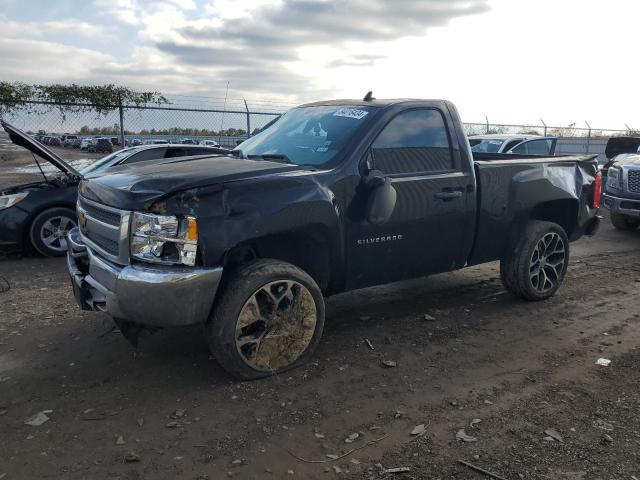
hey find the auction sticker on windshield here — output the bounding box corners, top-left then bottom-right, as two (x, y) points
(333, 108), (369, 120)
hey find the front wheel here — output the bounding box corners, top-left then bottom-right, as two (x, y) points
(29, 207), (77, 257)
(206, 259), (325, 380)
(611, 213), (639, 231)
(500, 221), (569, 301)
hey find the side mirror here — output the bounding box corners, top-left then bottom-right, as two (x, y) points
(365, 171), (397, 226)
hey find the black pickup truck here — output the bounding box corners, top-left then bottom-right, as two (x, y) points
(67, 96), (601, 379)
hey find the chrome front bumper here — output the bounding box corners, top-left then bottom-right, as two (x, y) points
(66, 227), (222, 327)
(603, 193), (640, 217)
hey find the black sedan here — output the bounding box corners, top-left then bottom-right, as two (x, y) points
(0, 122), (229, 256)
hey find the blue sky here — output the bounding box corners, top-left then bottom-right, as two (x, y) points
(1, 0), (639, 128)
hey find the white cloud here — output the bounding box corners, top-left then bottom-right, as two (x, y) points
(93, 0), (141, 25)
(0, 19), (114, 41)
(3, 0), (640, 128)
(0, 38), (114, 81)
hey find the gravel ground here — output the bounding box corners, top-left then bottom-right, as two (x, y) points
(0, 213), (639, 480)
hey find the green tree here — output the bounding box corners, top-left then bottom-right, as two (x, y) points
(0, 81), (168, 117)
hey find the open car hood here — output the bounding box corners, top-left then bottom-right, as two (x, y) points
(1, 121), (81, 177)
(605, 137), (640, 160)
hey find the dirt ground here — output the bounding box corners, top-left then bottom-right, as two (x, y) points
(1, 214), (639, 480)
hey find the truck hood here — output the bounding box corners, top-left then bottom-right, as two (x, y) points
(605, 136), (640, 159)
(1, 121), (81, 177)
(611, 153), (640, 167)
(79, 155), (305, 209)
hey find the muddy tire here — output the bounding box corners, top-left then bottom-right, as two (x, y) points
(500, 221), (569, 301)
(610, 213), (639, 231)
(29, 207), (77, 257)
(206, 259), (325, 380)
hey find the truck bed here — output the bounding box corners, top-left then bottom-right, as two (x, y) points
(468, 153), (599, 266)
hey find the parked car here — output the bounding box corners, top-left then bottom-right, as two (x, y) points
(180, 138), (196, 144)
(66, 96), (601, 380)
(130, 138), (143, 146)
(468, 134), (557, 155)
(72, 138), (82, 149)
(0, 121), (230, 257)
(80, 138), (93, 151)
(89, 138), (113, 154)
(110, 137), (120, 146)
(62, 135), (78, 146)
(151, 139), (169, 144)
(199, 139), (222, 147)
(602, 136), (640, 231)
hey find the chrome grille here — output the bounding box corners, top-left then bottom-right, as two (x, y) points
(628, 170), (640, 193)
(85, 231), (119, 256)
(77, 196), (130, 265)
(79, 199), (120, 226)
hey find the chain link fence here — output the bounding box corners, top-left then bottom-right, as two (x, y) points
(2, 97), (636, 162)
(1, 96), (285, 148)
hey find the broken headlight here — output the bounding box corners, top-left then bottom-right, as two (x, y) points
(130, 212), (198, 266)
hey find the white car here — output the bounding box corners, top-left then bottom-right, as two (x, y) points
(79, 138), (93, 151)
(468, 134), (557, 155)
(199, 139), (222, 147)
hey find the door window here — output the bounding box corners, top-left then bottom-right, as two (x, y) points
(511, 139), (553, 155)
(122, 147), (167, 164)
(503, 139), (523, 151)
(371, 109), (453, 175)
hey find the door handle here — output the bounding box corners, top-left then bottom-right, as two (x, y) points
(435, 191), (463, 200)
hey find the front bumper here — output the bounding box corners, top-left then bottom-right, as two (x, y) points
(66, 227), (223, 327)
(603, 193), (640, 217)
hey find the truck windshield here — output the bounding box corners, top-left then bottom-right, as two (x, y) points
(235, 105), (379, 167)
(469, 139), (505, 153)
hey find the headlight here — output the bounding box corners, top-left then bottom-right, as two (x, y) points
(0, 192), (28, 210)
(606, 167), (621, 190)
(130, 212), (198, 266)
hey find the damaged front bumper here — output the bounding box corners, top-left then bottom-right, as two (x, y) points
(66, 227), (222, 327)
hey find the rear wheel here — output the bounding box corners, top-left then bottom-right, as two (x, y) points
(501, 221), (569, 301)
(29, 207), (77, 257)
(206, 259), (325, 380)
(610, 213), (639, 231)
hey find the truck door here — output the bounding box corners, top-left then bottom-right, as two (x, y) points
(345, 108), (474, 289)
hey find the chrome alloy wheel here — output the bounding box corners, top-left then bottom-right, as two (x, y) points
(529, 232), (566, 293)
(40, 215), (76, 253)
(235, 280), (317, 372)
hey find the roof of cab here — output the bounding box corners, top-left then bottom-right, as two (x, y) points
(299, 98), (446, 108)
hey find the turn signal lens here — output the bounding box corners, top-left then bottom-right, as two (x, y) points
(185, 217), (198, 241)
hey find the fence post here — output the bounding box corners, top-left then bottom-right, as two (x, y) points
(585, 121), (592, 154)
(485, 116), (489, 134)
(540, 118), (547, 137)
(244, 99), (251, 139)
(118, 101), (125, 147)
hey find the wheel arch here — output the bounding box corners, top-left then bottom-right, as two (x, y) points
(221, 223), (338, 294)
(528, 199), (579, 238)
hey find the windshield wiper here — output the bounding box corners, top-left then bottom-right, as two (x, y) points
(246, 153), (293, 164)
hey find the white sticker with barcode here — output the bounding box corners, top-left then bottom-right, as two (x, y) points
(333, 108), (369, 120)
